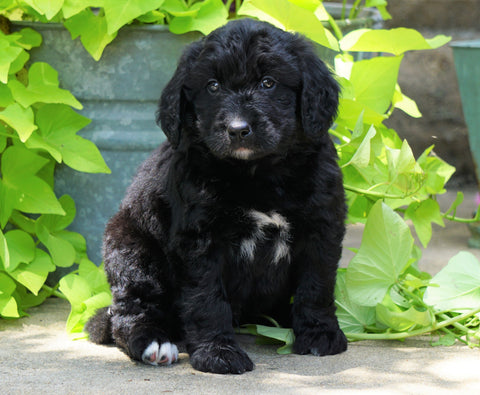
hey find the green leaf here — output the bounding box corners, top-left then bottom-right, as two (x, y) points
(349, 56), (403, 114)
(13, 284), (51, 311)
(16, 28), (43, 49)
(104, 0), (165, 34)
(22, 0), (64, 20)
(0, 135), (6, 154)
(27, 104), (110, 173)
(66, 291), (112, 335)
(0, 294), (20, 317)
(4, 230), (35, 272)
(0, 146), (64, 226)
(8, 50), (29, 76)
(341, 125), (376, 168)
(36, 195), (76, 233)
(417, 146), (456, 195)
(0, 272), (19, 317)
(0, 83), (14, 107)
(238, 0), (338, 50)
(0, 270), (16, 297)
(393, 84), (422, 118)
(241, 324), (295, 354)
(34, 195), (81, 268)
(376, 302), (432, 332)
(386, 140), (418, 176)
(335, 269), (376, 334)
(58, 230), (88, 262)
(168, 0), (228, 35)
(346, 201), (414, 306)
(5, 142), (49, 177)
(365, 0), (391, 19)
(161, 0), (195, 16)
(136, 10), (166, 23)
(10, 177), (64, 216)
(36, 221), (76, 268)
(8, 62), (82, 110)
(0, 229), (9, 270)
(59, 260), (112, 335)
(9, 249), (55, 295)
(431, 333), (457, 347)
(0, 32), (23, 83)
(340, 28), (451, 55)
(405, 199), (444, 248)
(0, 103), (37, 142)
(64, 9), (118, 60)
(78, 259), (111, 294)
(425, 252), (480, 313)
(62, 0), (97, 18)
(59, 272), (91, 305)
(337, 98), (385, 129)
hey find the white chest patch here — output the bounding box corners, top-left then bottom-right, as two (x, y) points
(240, 210), (291, 264)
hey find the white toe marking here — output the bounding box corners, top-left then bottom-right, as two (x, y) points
(142, 341), (179, 366)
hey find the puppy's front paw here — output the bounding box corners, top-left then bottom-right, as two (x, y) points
(142, 341), (179, 366)
(189, 342), (254, 374)
(294, 328), (347, 356)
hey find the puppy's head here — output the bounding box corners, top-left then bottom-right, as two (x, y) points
(158, 19), (339, 160)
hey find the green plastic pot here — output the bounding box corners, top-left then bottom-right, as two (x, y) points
(451, 39), (480, 247)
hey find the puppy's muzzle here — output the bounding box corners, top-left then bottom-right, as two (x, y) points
(227, 120), (253, 142)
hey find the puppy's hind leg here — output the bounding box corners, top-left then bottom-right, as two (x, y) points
(85, 306), (113, 344)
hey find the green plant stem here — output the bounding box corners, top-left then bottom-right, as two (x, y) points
(261, 314), (281, 328)
(330, 129), (351, 143)
(438, 313), (474, 335)
(349, 0), (363, 20)
(443, 213), (480, 223)
(397, 284), (429, 310)
(225, 0), (234, 12)
(235, 327), (252, 335)
(0, 130), (19, 140)
(328, 15), (343, 41)
(42, 284), (67, 300)
(341, 0), (347, 20)
(343, 184), (417, 200)
(345, 307), (480, 341)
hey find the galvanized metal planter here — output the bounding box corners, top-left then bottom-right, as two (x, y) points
(451, 39), (480, 247)
(13, 22), (199, 264)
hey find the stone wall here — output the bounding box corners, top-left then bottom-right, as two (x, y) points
(385, 0), (480, 186)
(328, 0), (480, 186)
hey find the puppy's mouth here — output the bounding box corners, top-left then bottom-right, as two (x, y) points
(230, 147), (255, 160)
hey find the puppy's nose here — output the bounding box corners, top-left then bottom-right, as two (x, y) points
(227, 120), (252, 141)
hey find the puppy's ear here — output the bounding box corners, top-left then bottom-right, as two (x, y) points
(157, 41), (203, 148)
(298, 48), (340, 143)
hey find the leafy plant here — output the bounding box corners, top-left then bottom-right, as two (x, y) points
(1, 0), (479, 350)
(0, 24), (109, 318)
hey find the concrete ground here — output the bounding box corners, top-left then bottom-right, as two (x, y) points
(2, 189), (480, 394)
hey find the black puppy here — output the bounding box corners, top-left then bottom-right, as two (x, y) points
(86, 18), (347, 374)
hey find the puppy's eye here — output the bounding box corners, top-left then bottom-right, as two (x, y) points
(260, 77), (276, 90)
(207, 79), (220, 94)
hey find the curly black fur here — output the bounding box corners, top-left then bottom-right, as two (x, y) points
(87, 18), (347, 374)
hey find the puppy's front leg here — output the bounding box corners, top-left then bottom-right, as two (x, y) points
(180, 255), (254, 374)
(291, 234), (347, 356)
(100, 211), (178, 366)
